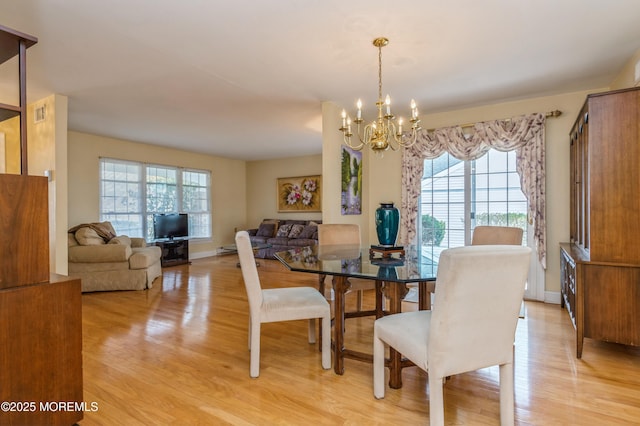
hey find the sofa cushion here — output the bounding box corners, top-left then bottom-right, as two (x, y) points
(75, 227), (106, 246)
(287, 238), (317, 247)
(297, 225), (317, 239)
(256, 222), (277, 237)
(288, 224), (305, 238)
(69, 244), (132, 263)
(267, 237), (291, 246)
(276, 224), (293, 237)
(249, 236), (269, 244)
(129, 246), (161, 269)
(108, 236), (132, 246)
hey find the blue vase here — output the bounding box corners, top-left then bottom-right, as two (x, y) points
(375, 202), (400, 246)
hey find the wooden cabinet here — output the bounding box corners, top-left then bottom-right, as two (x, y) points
(156, 239), (190, 267)
(0, 275), (83, 426)
(562, 87), (640, 358)
(0, 25), (83, 425)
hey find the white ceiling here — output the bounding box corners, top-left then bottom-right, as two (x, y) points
(1, 0), (640, 160)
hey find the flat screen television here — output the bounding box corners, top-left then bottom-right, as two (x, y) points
(153, 213), (188, 240)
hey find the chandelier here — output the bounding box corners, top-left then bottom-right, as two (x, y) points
(340, 37), (421, 154)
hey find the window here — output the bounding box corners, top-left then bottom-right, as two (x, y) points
(420, 149), (527, 265)
(100, 158), (211, 241)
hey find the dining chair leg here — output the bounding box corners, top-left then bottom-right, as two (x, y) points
(499, 361), (515, 425)
(308, 318), (317, 343)
(249, 321), (261, 378)
(373, 328), (386, 399)
(321, 314), (331, 369)
(428, 374), (445, 426)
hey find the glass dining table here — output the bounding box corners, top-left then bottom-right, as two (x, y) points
(275, 244), (438, 389)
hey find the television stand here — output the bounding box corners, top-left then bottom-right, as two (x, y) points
(156, 239), (190, 267)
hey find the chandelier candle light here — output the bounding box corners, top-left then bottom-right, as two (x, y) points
(340, 37), (421, 154)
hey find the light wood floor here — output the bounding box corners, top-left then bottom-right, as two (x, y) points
(80, 255), (640, 425)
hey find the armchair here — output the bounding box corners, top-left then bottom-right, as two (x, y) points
(68, 222), (162, 292)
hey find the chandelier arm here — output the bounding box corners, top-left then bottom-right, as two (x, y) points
(343, 136), (364, 151)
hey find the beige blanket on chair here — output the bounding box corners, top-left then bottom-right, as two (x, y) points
(68, 221), (117, 242)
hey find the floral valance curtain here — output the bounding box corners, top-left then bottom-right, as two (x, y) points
(400, 112), (547, 268)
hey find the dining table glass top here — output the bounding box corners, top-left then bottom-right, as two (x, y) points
(274, 244), (438, 282)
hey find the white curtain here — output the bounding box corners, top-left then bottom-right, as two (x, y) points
(400, 113), (547, 268)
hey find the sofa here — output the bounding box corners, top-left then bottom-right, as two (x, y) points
(247, 219), (321, 259)
(68, 222), (162, 292)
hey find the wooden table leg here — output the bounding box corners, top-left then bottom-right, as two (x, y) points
(388, 281), (406, 389)
(375, 280), (384, 318)
(332, 275), (347, 375)
(418, 281), (434, 311)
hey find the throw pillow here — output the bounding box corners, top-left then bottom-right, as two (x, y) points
(256, 223), (276, 237)
(297, 225), (317, 239)
(288, 224), (305, 238)
(276, 224), (293, 237)
(75, 227), (106, 246)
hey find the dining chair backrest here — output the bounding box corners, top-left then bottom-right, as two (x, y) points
(471, 226), (523, 246)
(235, 231), (263, 317)
(318, 224), (361, 246)
(427, 245), (531, 379)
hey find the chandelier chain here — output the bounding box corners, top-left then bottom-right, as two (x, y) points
(378, 43), (383, 102)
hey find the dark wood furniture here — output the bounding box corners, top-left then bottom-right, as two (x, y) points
(0, 25), (83, 425)
(275, 245), (436, 389)
(156, 238), (190, 267)
(0, 275), (83, 426)
(560, 87), (640, 358)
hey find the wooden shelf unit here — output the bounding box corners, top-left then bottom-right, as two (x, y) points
(156, 239), (190, 267)
(0, 25), (84, 425)
(561, 87), (640, 358)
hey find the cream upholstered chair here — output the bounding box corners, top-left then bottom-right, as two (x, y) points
(373, 245), (531, 426)
(471, 225), (523, 246)
(317, 224), (372, 310)
(235, 231), (331, 378)
(472, 225), (525, 317)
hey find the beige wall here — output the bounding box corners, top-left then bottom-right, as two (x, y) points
(27, 94), (69, 274)
(246, 154), (322, 229)
(324, 87), (610, 301)
(0, 115), (20, 173)
(610, 48), (640, 90)
(68, 131), (246, 257)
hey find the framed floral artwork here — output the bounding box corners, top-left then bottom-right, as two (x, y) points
(277, 175), (322, 212)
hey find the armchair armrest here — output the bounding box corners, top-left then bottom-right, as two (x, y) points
(68, 244), (132, 263)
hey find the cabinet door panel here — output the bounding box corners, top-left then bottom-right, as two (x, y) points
(588, 91), (640, 263)
(583, 265), (640, 345)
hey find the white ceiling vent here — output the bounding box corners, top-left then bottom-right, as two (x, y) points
(34, 104), (46, 123)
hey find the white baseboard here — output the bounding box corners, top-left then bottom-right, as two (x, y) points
(544, 291), (561, 305)
(190, 250), (217, 260)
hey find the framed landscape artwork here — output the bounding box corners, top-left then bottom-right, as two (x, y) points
(277, 175), (322, 212)
(341, 146), (362, 215)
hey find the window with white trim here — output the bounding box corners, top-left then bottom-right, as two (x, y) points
(100, 158), (211, 241)
(420, 149), (528, 264)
